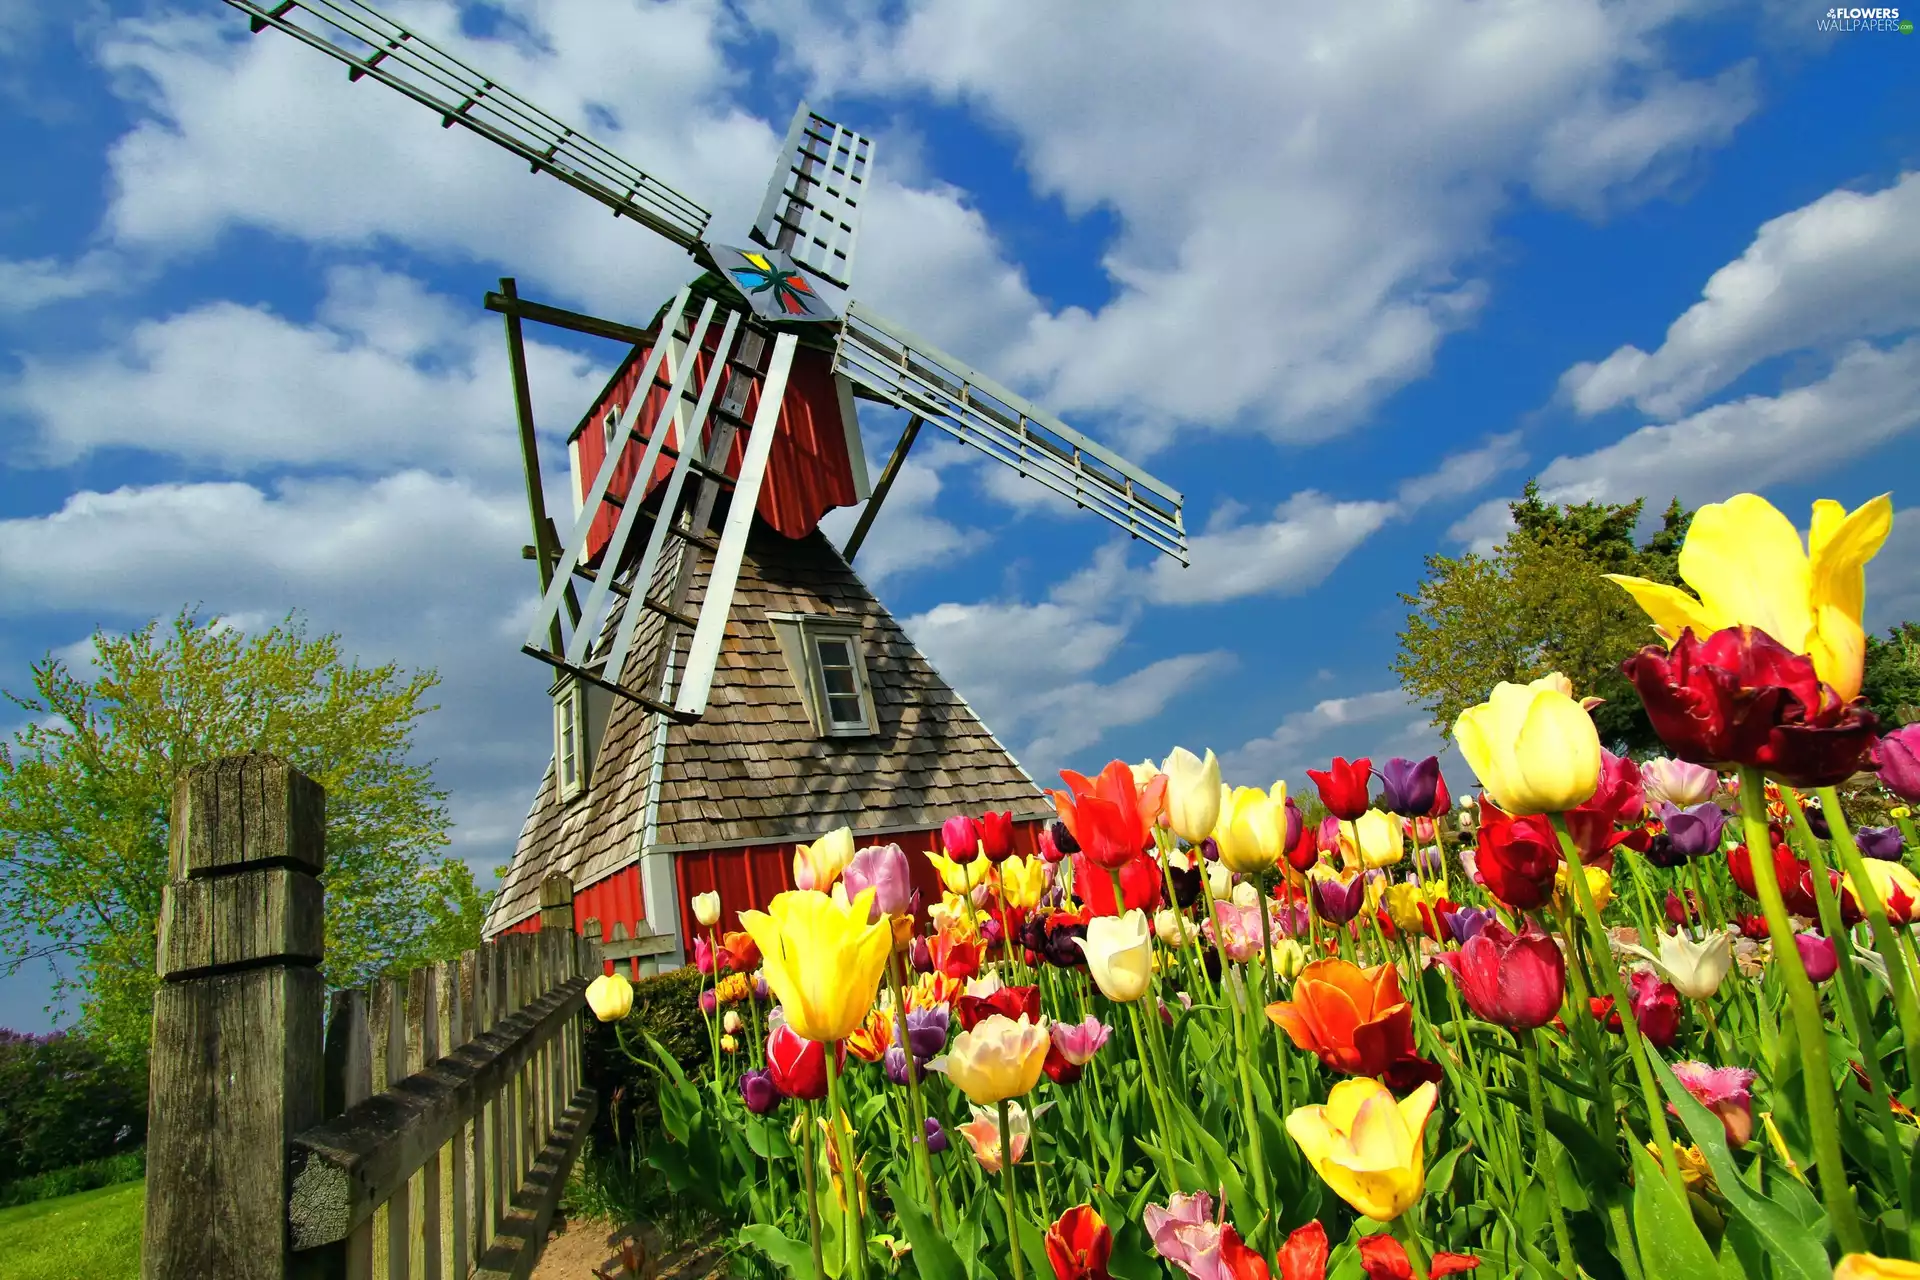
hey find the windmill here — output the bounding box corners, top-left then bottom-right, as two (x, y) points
(223, 0), (1190, 959)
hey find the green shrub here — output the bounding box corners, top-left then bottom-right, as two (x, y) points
(0, 1148), (146, 1208)
(0, 1030), (147, 1184)
(581, 965), (710, 1144)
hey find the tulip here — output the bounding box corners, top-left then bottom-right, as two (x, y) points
(1672, 1061), (1758, 1148)
(1266, 958), (1438, 1088)
(1277, 1222), (1328, 1280)
(1142, 1191), (1221, 1280)
(1435, 920), (1565, 1030)
(943, 813), (983, 863)
(585, 972), (633, 1022)
(699, 988), (717, 1014)
(1642, 757), (1719, 808)
(1797, 932), (1839, 983)
(691, 890), (722, 928)
(1309, 872), (1370, 925)
(1270, 937), (1307, 978)
(1154, 907), (1198, 947)
(1835, 1255), (1920, 1280)
(1628, 969), (1681, 1049)
(1162, 747), (1224, 845)
(766, 1023), (836, 1100)
(1045, 1205), (1113, 1280)
(1846, 859), (1920, 925)
(940, 1012), (1050, 1104)
(1307, 756), (1373, 821)
(1624, 928), (1733, 1000)
(1554, 863), (1613, 914)
(1440, 905), (1495, 945)
(1231, 880), (1260, 909)
(1857, 826), (1904, 860)
(956, 985), (1042, 1031)
(1073, 850), (1164, 917)
(956, 1102), (1030, 1173)
(1287, 1078), (1438, 1222)
(1622, 626), (1880, 788)
(928, 848), (992, 896)
(1211, 898), (1263, 963)
(847, 1006), (895, 1061)
(1353, 1236), (1483, 1279)
(999, 854), (1050, 910)
(740, 888), (893, 1043)
(1077, 910), (1153, 1002)
(1607, 492), (1892, 702)
(1217, 784), (1289, 875)
(1376, 756), (1442, 818)
(923, 1116), (950, 1154)
(723, 1010), (743, 1035)
(1383, 882), (1429, 934)
(1050, 1015), (1112, 1066)
(719, 1033), (738, 1053)
(841, 843), (912, 919)
(1658, 801), (1728, 857)
(720, 930), (761, 973)
(1881, 726), (1920, 803)
(1048, 761), (1167, 870)
(930, 930), (985, 980)
(1048, 818), (1080, 856)
(1352, 808), (1405, 870)
(792, 826), (855, 892)
(739, 1067), (782, 1114)
(980, 811), (1017, 862)
(1454, 674), (1602, 816)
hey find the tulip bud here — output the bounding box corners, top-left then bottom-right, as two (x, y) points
(739, 1068), (782, 1115)
(1161, 747), (1223, 845)
(923, 1116), (950, 1154)
(1796, 932), (1839, 983)
(1154, 908), (1196, 947)
(1270, 938), (1306, 979)
(980, 811), (1017, 863)
(720, 1034), (738, 1053)
(692, 891), (722, 928)
(585, 972), (633, 1022)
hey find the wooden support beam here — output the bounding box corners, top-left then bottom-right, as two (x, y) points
(484, 291), (661, 350)
(502, 278), (568, 657)
(841, 414), (922, 564)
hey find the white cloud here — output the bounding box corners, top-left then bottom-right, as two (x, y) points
(0, 252), (126, 313)
(1561, 172), (1920, 418)
(1145, 492), (1398, 606)
(1447, 499), (1516, 554)
(756, 0), (1753, 443)
(1221, 687), (1454, 796)
(1394, 431), (1526, 509)
(1868, 507), (1920, 633)
(817, 459), (989, 586)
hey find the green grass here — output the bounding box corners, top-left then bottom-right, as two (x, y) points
(0, 1180), (143, 1280)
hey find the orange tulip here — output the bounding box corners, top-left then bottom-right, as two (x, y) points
(846, 1006), (895, 1063)
(1266, 957), (1437, 1088)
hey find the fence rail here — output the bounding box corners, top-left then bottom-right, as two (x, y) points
(143, 753), (598, 1280)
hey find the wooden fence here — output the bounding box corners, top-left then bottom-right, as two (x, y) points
(143, 753), (599, 1280)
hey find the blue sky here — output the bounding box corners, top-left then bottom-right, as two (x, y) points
(1, 0), (1916, 1030)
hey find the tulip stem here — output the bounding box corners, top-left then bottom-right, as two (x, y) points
(888, 949), (943, 1230)
(1387, 1215), (1431, 1280)
(1733, 769), (1866, 1253)
(1817, 784), (1920, 1103)
(823, 1046), (867, 1280)
(1546, 813), (1690, 1205)
(997, 1100), (1026, 1280)
(800, 1100), (827, 1280)
(1126, 1001), (1181, 1189)
(1522, 1029), (1577, 1279)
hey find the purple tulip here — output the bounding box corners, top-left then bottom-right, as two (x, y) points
(1796, 933), (1839, 984)
(1199, 836), (1220, 862)
(924, 1117), (950, 1154)
(1048, 818), (1080, 855)
(1440, 906), (1495, 945)
(883, 1046), (914, 1086)
(906, 1007), (950, 1059)
(1282, 796), (1304, 855)
(1412, 845), (1444, 877)
(1268, 898), (1311, 938)
(1879, 725), (1920, 803)
(1858, 826), (1904, 861)
(1311, 875), (1367, 924)
(843, 843), (912, 919)
(1316, 815), (1345, 855)
(740, 1068), (781, 1114)
(910, 936), (932, 973)
(1377, 756), (1441, 818)
(1804, 804), (1832, 840)
(752, 975), (770, 1002)
(981, 915), (1004, 946)
(1657, 802), (1728, 858)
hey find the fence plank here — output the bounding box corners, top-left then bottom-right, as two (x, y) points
(386, 975), (411, 1280)
(324, 990), (376, 1280)
(489, 941), (510, 1247)
(143, 753), (326, 1280)
(449, 957), (470, 1280)
(419, 967), (442, 1280)
(469, 1089), (597, 1280)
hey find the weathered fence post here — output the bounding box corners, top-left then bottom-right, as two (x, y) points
(144, 752), (326, 1280)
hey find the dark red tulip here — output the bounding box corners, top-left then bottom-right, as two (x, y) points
(766, 1023), (838, 1101)
(942, 814), (983, 863)
(1473, 801), (1561, 911)
(1622, 625), (1880, 788)
(1044, 1205), (1112, 1280)
(1628, 969), (1681, 1049)
(955, 985), (1042, 1031)
(980, 811), (1017, 863)
(1042, 1040), (1083, 1085)
(1434, 921), (1566, 1030)
(1308, 757), (1373, 821)
(1426, 767), (1453, 820)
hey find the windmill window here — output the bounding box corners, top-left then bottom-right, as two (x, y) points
(767, 612), (877, 737)
(603, 404), (622, 449)
(554, 679), (587, 799)
(813, 636), (867, 730)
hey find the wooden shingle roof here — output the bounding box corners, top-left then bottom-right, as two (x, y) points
(485, 522), (1049, 934)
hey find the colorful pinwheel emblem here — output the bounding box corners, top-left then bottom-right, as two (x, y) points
(729, 250), (823, 317)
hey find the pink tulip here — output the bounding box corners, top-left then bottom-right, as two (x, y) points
(1143, 1192), (1228, 1280)
(1795, 932), (1839, 983)
(843, 843), (912, 919)
(1641, 757), (1720, 809)
(1672, 1061), (1757, 1147)
(1049, 1015), (1112, 1066)
(942, 814), (983, 863)
(1208, 899), (1262, 963)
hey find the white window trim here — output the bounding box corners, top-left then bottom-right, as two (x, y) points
(767, 611), (878, 738)
(553, 677), (588, 800)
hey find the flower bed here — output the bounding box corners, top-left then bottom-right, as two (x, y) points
(586, 491), (1920, 1280)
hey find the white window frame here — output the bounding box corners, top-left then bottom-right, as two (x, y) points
(602, 403), (623, 450)
(553, 678), (587, 800)
(767, 612), (878, 738)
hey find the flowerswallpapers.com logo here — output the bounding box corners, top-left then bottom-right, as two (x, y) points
(1818, 5), (1915, 30)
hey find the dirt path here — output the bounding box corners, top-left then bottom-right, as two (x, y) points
(530, 1216), (727, 1280)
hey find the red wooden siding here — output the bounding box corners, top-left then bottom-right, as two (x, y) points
(572, 332), (858, 562)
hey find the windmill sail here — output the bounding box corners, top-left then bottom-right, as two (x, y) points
(750, 103), (872, 292)
(834, 302), (1189, 564)
(223, 0), (710, 249)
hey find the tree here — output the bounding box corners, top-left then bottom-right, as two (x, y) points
(0, 610), (488, 1059)
(1864, 622), (1920, 728)
(1395, 483), (1693, 756)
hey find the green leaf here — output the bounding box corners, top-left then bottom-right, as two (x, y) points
(748, 1116), (795, 1160)
(891, 1180), (969, 1280)
(1491, 1087), (1625, 1187)
(740, 1224), (819, 1280)
(1630, 1141), (1721, 1278)
(1425, 1141), (1469, 1200)
(1648, 1049), (1832, 1280)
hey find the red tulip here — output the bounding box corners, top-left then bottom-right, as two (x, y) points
(1307, 756), (1373, 821)
(1072, 850), (1164, 917)
(1045, 1205), (1112, 1280)
(1218, 1224), (1269, 1280)
(929, 931), (984, 980)
(1628, 969), (1681, 1050)
(1355, 1235), (1481, 1278)
(1622, 625), (1879, 788)
(1426, 767), (1452, 819)
(1277, 1222), (1328, 1280)
(980, 810), (1017, 862)
(765, 1023), (838, 1101)
(1473, 801), (1561, 911)
(1434, 921), (1565, 1030)
(955, 985), (1042, 1031)
(1042, 1040), (1083, 1085)
(942, 814), (983, 863)
(1049, 762), (1166, 870)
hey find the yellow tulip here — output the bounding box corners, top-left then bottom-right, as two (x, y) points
(1161, 747), (1223, 845)
(1846, 860), (1920, 925)
(1453, 673), (1602, 816)
(793, 826), (855, 892)
(1605, 492), (1893, 702)
(1555, 862), (1613, 913)
(928, 848), (991, 895)
(1384, 881), (1429, 932)
(1836, 1254), (1920, 1279)
(929, 893), (977, 936)
(1352, 809), (1404, 870)
(585, 972), (633, 1022)
(1076, 910), (1154, 1002)
(998, 855), (1049, 910)
(1286, 1078), (1437, 1222)
(740, 888), (892, 1043)
(1218, 784), (1288, 875)
(940, 1012), (1050, 1105)
(1271, 938), (1307, 979)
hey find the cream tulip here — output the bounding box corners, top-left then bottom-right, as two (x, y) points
(1351, 809), (1404, 870)
(1076, 910), (1153, 1002)
(1161, 747), (1223, 845)
(585, 972), (633, 1022)
(1453, 673), (1602, 816)
(692, 891), (721, 928)
(1154, 908), (1197, 947)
